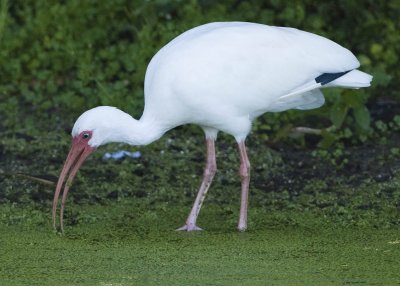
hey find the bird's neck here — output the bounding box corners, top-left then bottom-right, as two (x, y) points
(122, 116), (167, 146)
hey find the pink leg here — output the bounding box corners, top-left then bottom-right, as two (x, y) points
(177, 139), (217, 231)
(237, 141), (250, 232)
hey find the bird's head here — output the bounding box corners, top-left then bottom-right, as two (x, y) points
(52, 106), (134, 232)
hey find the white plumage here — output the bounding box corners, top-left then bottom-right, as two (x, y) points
(54, 22), (372, 233)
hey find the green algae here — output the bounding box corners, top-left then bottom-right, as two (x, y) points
(1, 202), (399, 286)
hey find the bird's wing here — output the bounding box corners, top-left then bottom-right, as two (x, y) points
(143, 22), (371, 121)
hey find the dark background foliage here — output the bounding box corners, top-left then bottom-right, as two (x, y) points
(0, 0), (399, 146)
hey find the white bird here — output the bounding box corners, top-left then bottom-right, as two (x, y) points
(53, 22), (372, 233)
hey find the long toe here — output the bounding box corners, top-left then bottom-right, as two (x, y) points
(176, 224), (204, 231)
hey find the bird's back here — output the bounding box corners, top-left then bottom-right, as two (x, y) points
(142, 22), (360, 134)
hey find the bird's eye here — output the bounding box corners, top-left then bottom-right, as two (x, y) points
(82, 132), (90, 139)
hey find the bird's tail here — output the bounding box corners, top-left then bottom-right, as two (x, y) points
(324, 69), (373, 89)
(278, 69), (372, 102)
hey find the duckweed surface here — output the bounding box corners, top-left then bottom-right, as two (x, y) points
(1, 202), (400, 286)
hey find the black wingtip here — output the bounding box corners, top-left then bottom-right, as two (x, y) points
(315, 70), (352, 85)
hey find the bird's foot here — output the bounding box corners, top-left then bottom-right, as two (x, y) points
(176, 224), (203, 231)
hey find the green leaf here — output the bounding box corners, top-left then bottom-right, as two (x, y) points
(318, 129), (337, 149)
(353, 106), (371, 131)
(343, 93), (363, 108)
(372, 66), (392, 87)
(330, 103), (348, 128)
(370, 43), (383, 56)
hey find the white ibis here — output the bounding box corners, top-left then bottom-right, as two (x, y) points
(53, 22), (372, 233)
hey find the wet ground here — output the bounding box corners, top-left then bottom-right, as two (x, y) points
(1, 125), (400, 285)
(1, 126), (399, 226)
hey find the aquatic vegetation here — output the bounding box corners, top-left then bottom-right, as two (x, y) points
(1, 203), (400, 285)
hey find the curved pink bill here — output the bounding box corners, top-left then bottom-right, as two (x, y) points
(52, 137), (95, 233)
